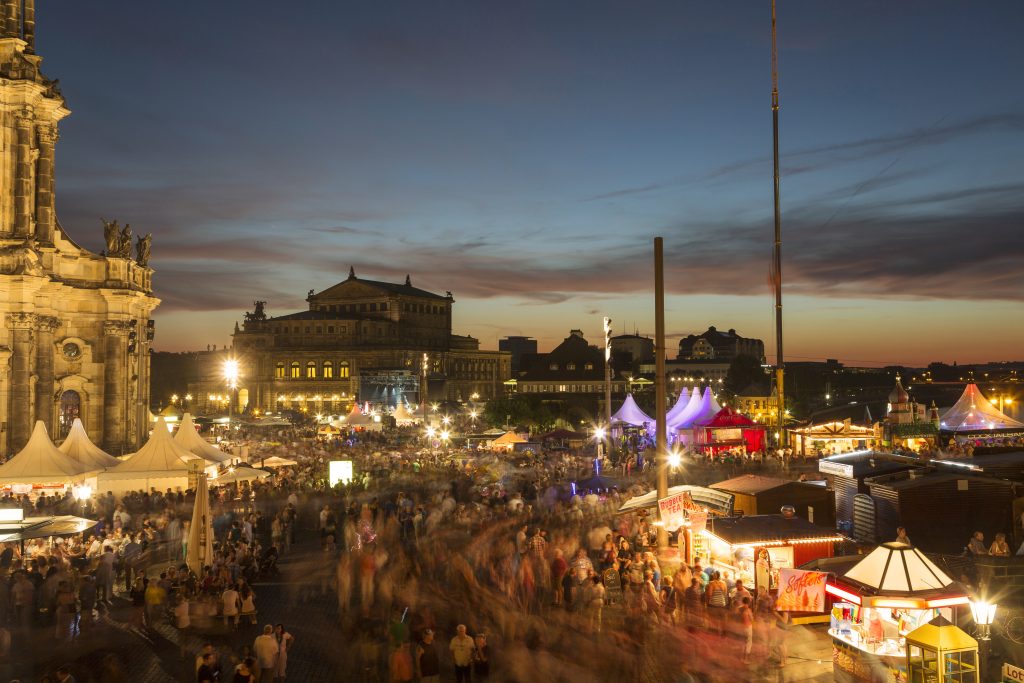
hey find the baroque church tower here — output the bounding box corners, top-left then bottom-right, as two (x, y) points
(1, 3), (158, 455)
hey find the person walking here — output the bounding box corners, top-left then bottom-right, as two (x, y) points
(471, 633), (489, 679)
(449, 624), (474, 683)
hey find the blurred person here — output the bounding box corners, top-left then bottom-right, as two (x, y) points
(450, 624), (474, 683)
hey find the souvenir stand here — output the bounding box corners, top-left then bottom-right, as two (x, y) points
(701, 508), (846, 593)
(825, 542), (971, 683)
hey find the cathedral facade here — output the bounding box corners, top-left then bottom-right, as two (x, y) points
(0, 6), (158, 455)
(188, 270), (510, 416)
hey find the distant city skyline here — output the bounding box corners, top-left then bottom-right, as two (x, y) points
(38, 1), (1024, 366)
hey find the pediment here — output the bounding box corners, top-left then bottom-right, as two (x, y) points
(314, 279), (391, 301)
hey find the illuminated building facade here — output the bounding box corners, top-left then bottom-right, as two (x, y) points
(188, 270), (510, 415)
(0, 9), (158, 454)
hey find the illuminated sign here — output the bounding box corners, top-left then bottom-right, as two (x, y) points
(819, 460), (854, 477)
(329, 460), (354, 486)
(0, 508), (24, 522)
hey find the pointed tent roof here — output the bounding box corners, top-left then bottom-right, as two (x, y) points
(684, 387), (722, 428)
(0, 421), (99, 484)
(940, 383), (1023, 432)
(102, 417), (196, 478)
(393, 403), (419, 425)
(668, 386), (703, 429)
(665, 388), (691, 426)
(492, 431), (528, 446)
(702, 406), (761, 429)
(348, 402), (363, 417)
(843, 541), (954, 595)
(58, 418), (120, 469)
(611, 394), (654, 427)
(174, 414), (231, 464)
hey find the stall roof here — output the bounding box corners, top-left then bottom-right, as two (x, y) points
(710, 474), (801, 496)
(818, 450), (923, 479)
(706, 514), (845, 546)
(0, 421), (99, 485)
(0, 515), (98, 543)
(842, 542), (955, 595)
(864, 471), (1013, 491)
(618, 484), (734, 516)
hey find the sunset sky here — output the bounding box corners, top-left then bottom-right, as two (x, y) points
(39, 1), (1024, 366)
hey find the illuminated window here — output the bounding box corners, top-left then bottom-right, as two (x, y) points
(549, 363), (558, 371)
(290, 361), (300, 378)
(275, 362), (285, 379)
(585, 363), (594, 370)
(323, 361), (333, 379)
(339, 361), (350, 378)
(306, 361), (316, 378)
(567, 363), (576, 371)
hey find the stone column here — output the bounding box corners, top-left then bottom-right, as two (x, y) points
(102, 321), (129, 454)
(2, 0), (18, 39)
(34, 125), (56, 244)
(6, 312), (36, 452)
(13, 114), (34, 238)
(22, 0), (34, 52)
(33, 316), (59, 433)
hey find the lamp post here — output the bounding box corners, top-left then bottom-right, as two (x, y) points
(223, 358), (239, 441)
(594, 426), (606, 475)
(970, 599), (997, 682)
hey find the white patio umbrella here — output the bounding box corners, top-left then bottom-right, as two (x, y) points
(185, 473), (214, 576)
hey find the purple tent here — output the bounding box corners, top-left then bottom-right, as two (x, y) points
(611, 394), (654, 427)
(668, 387), (703, 430)
(688, 387), (723, 427)
(665, 387), (692, 426)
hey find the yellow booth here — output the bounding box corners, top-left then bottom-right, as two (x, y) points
(905, 615), (978, 683)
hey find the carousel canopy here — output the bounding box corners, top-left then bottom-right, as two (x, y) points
(940, 383), (1023, 432)
(843, 541), (954, 595)
(611, 394), (654, 427)
(174, 413), (231, 464)
(58, 418), (120, 469)
(0, 421), (99, 485)
(102, 417), (196, 479)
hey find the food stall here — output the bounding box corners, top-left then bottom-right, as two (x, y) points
(701, 508), (846, 592)
(617, 484), (735, 564)
(825, 541), (971, 683)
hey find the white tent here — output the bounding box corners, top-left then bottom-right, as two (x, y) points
(667, 388), (703, 430)
(611, 394), (655, 427)
(665, 387), (692, 426)
(185, 473), (214, 575)
(258, 455), (298, 468)
(393, 403), (420, 425)
(97, 417), (209, 494)
(210, 465), (272, 485)
(843, 542), (954, 594)
(0, 421), (99, 485)
(686, 387), (722, 428)
(58, 418), (120, 469)
(174, 413), (231, 464)
(940, 383), (1023, 433)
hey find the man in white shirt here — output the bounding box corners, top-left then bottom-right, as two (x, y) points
(253, 623), (278, 681)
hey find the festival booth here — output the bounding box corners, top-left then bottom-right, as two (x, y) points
(335, 404), (384, 432)
(664, 388), (692, 431)
(257, 455), (298, 468)
(673, 387), (721, 446)
(701, 509), (846, 594)
(316, 423), (343, 440)
(710, 474), (836, 529)
(791, 419), (878, 457)
(97, 417), (210, 495)
(611, 394), (655, 437)
(392, 403), (420, 426)
(666, 387), (702, 433)
(0, 421), (100, 494)
(210, 465), (272, 486)
(825, 542), (972, 683)
(692, 406), (766, 454)
(618, 484), (735, 564)
(941, 383), (1024, 444)
(0, 509), (99, 556)
(174, 413), (232, 464)
(57, 418), (121, 469)
(817, 451), (922, 537)
(491, 431), (529, 453)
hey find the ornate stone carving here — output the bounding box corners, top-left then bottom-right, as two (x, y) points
(35, 315), (60, 332)
(102, 320), (132, 335)
(36, 125), (58, 145)
(102, 218), (120, 254)
(6, 312), (37, 329)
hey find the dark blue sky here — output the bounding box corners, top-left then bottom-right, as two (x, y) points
(38, 1), (1024, 363)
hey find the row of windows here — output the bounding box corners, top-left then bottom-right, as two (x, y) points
(548, 362), (594, 371)
(522, 384), (608, 393)
(275, 361), (351, 379)
(316, 302), (388, 314)
(403, 303), (445, 315)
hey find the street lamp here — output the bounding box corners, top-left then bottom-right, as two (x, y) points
(594, 426), (607, 473)
(971, 600), (997, 682)
(73, 484), (92, 515)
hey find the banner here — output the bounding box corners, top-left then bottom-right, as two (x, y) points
(775, 568), (827, 612)
(688, 510), (707, 533)
(657, 492), (688, 531)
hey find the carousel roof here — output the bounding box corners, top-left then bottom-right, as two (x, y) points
(842, 541), (954, 595)
(0, 421), (99, 484)
(58, 418), (120, 469)
(940, 383), (1023, 432)
(611, 394), (654, 427)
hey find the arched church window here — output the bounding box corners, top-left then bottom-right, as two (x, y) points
(275, 362), (285, 379)
(339, 361), (350, 379)
(58, 390), (81, 440)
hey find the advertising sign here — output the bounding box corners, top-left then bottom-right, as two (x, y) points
(329, 460), (354, 486)
(775, 568), (827, 612)
(658, 492), (687, 531)
(819, 460), (854, 477)
(688, 510), (708, 533)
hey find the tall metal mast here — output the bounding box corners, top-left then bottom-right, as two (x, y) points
(771, 0), (786, 446)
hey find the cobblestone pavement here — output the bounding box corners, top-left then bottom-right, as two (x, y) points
(4, 502), (837, 682)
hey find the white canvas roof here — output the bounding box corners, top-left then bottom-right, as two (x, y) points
(940, 383), (1023, 432)
(174, 413), (231, 464)
(0, 421), (98, 484)
(101, 417), (197, 479)
(843, 542), (953, 594)
(683, 387), (722, 428)
(665, 388), (692, 426)
(393, 403), (419, 425)
(611, 394), (654, 426)
(58, 418), (120, 469)
(668, 387), (703, 430)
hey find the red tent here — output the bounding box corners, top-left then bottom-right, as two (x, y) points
(696, 406), (766, 453)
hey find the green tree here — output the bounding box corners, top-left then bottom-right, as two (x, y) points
(723, 354), (766, 399)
